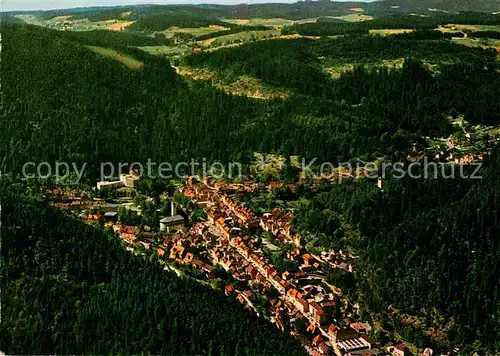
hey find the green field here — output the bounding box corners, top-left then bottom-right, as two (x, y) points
(160, 25), (231, 38)
(440, 24), (500, 32)
(207, 29), (281, 47)
(369, 28), (415, 36)
(323, 13), (374, 22)
(87, 46), (144, 70)
(138, 45), (191, 57)
(452, 36), (500, 49)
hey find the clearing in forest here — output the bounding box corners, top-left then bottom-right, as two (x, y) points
(330, 13), (374, 22)
(52, 15), (74, 21)
(106, 21), (136, 31)
(162, 26), (230, 38)
(175, 66), (289, 100)
(86, 46), (144, 70)
(139, 45), (189, 57)
(220, 18), (293, 28)
(369, 29), (415, 36)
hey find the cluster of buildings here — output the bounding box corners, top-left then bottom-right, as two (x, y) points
(260, 208), (302, 246)
(188, 176), (296, 194)
(177, 177), (379, 356)
(59, 176), (420, 356)
(453, 152), (487, 164)
(96, 170), (140, 190)
(164, 232), (214, 274)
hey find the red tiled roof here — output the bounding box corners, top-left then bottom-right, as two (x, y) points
(309, 301), (321, 312)
(395, 343), (408, 352)
(318, 342), (329, 354)
(312, 335), (323, 345)
(321, 301), (336, 308)
(298, 298), (309, 309)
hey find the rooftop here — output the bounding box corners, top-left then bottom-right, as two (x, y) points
(160, 215), (184, 225)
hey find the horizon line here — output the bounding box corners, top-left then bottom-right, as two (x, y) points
(1, 0), (378, 13)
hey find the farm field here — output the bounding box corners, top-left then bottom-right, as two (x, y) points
(440, 24), (500, 32)
(220, 18), (293, 28)
(138, 45), (190, 57)
(452, 37), (500, 48)
(369, 28), (415, 35)
(106, 21), (135, 31)
(326, 13), (374, 22)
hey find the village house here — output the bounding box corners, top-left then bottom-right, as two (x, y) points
(86, 213), (101, 222)
(297, 297), (309, 314)
(320, 300), (338, 316)
(350, 322), (372, 334)
(120, 232), (137, 244)
(302, 253), (315, 266)
(103, 211), (118, 222)
(184, 252), (194, 264)
(170, 245), (187, 261)
(388, 343), (410, 356)
(308, 301), (328, 323)
(160, 215), (185, 233)
(328, 324), (359, 343)
(337, 335), (373, 354)
(225, 284), (234, 296)
(120, 171), (140, 188)
(274, 315), (285, 331)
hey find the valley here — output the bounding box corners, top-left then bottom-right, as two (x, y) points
(2, 1), (500, 355)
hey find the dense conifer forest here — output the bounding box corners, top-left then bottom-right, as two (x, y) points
(1, 182), (304, 355)
(291, 153), (500, 351)
(2, 4), (500, 354)
(2, 24), (500, 178)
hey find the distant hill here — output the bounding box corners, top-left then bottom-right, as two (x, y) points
(4, 1), (500, 23)
(371, 0), (500, 14)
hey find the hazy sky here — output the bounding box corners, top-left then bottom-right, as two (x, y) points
(3, 0), (374, 12)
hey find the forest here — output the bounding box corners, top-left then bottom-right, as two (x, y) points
(0, 180), (304, 355)
(15, 1), (499, 23)
(289, 152), (500, 353)
(283, 12), (500, 36)
(127, 12), (229, 33)
(2, 6), (500, 353)
(2, 23), (500, 178)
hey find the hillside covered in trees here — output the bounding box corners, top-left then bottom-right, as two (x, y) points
(0, 180), (304, 355)
(8, 0), (500, 23)
(290, 153), (500, 352)
(2, 5), (500, 355)
(2, 23), (500, 178)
